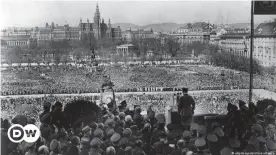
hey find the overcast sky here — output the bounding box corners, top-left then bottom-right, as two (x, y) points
(1, 0), (275, 28)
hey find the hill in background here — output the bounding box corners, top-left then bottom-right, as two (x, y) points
(113, 22), (260, 32)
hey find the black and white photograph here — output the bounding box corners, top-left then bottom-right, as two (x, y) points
(1, 0), (276, 155)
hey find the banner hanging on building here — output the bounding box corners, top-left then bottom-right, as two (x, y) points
(254, 1), (276, 15)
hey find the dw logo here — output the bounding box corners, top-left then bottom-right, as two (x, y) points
(8, 124), (41, 143)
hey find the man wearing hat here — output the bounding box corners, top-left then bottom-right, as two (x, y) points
(197, 125), (207, 137)
(38, 145), (49, 155)
(119, 112), (126, 121)
(59, 130), (70, 155)
(118, 136), (130, 154)
(133, 140), (146, 155)
(106, 146), (116, 155)
(125, 115), (134, 128)
(118, 100), (128, 113)
(39, 102), (51, 122)
(170, 139), (186, 155)
(51, 101), (65, 129)
(67, 136), (80, 155)
(49, 139), (61, 155)
(115, 120), (125, 135)
(80, 137), (90, 155)
(111, 133), (121, 151)
(178, 87), (195, 130)
(153, 132), (173, 155)
(122, 129), (132, 140)
(93, 129), (104, 147)
(193, 137), (210, 155)
(82, 126), (91, 139)
(90, 138), (103, 155)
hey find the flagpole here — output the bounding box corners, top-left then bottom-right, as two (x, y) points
(249, 0), (254, 103)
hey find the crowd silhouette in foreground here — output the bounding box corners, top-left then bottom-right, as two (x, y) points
(1, 94), (276, 155)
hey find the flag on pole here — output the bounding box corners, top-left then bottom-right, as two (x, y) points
(254, 1), (276, 15)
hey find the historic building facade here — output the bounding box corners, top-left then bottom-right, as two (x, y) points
(121, 29), (154, 42)
(28, 3), (121, 44)
(1, 35), (37, 48)
(173, 22), (214, 44)
(219, 21), (276, 67)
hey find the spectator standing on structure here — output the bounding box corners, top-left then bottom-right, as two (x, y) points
(178, 88), (195, 130)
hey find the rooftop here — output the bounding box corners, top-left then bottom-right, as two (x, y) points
(1, 35), (31, 41)
(116, 44), (134, 47)
(255, 21), (276, 35)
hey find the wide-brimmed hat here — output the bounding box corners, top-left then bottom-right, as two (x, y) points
(81, 137), (90, 144)
(182, 130), (192, 139)
(125, 115), (133, 122)
(197, 125), (207, 135)
(257, 136), (266, 143)
(71, 136), (80, 145)
(195, 137), (206, 147)
(123, 128), (132, 137)
(82, 126), (91, 133)
(94, 129), (103, 137)
(248, 136), (258, 145)
(105, 118), (115, 126)
(214, 127), (224, 137)
(207, 133), (218, 142)
(106, 128), (115, 137)
(119, 112), (126, 119)
(89, 122), (98, 129)
(156, 114), (165, 123)
(266, 139), (276, 150)
(220, 147), (233, 155)
(251, 124), (263, 133)
(50, 139), (59, 151)
(190, 123), (199, 131)
(38, 145), (49, 154)
(90, 138), (100, 147)
(130, 125), (138, 131)
(111, 133), (121, 143)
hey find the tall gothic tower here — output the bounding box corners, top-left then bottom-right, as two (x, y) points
(93, 3), (101, 39)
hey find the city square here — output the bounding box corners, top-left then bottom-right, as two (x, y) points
(1, 1), (276, 155)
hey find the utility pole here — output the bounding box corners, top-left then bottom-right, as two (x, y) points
(249, 0), (254, 102)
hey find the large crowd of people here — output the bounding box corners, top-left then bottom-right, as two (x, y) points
(1, 90), (276, 155)
(1, 62), (276, 155)
(1, 65), (275, 96)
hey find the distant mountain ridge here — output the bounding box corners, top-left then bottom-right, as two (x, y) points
(112, 22), (186, 32)
(228, 23), (259, 29)
(113, 22), (261, 32)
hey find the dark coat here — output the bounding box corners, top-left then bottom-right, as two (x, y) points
(178, 94), (195, 116)
(67, 145), (80, 155)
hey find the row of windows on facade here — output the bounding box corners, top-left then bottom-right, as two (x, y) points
(6, 41), (28, 46)
(224, 50), (276, 60)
